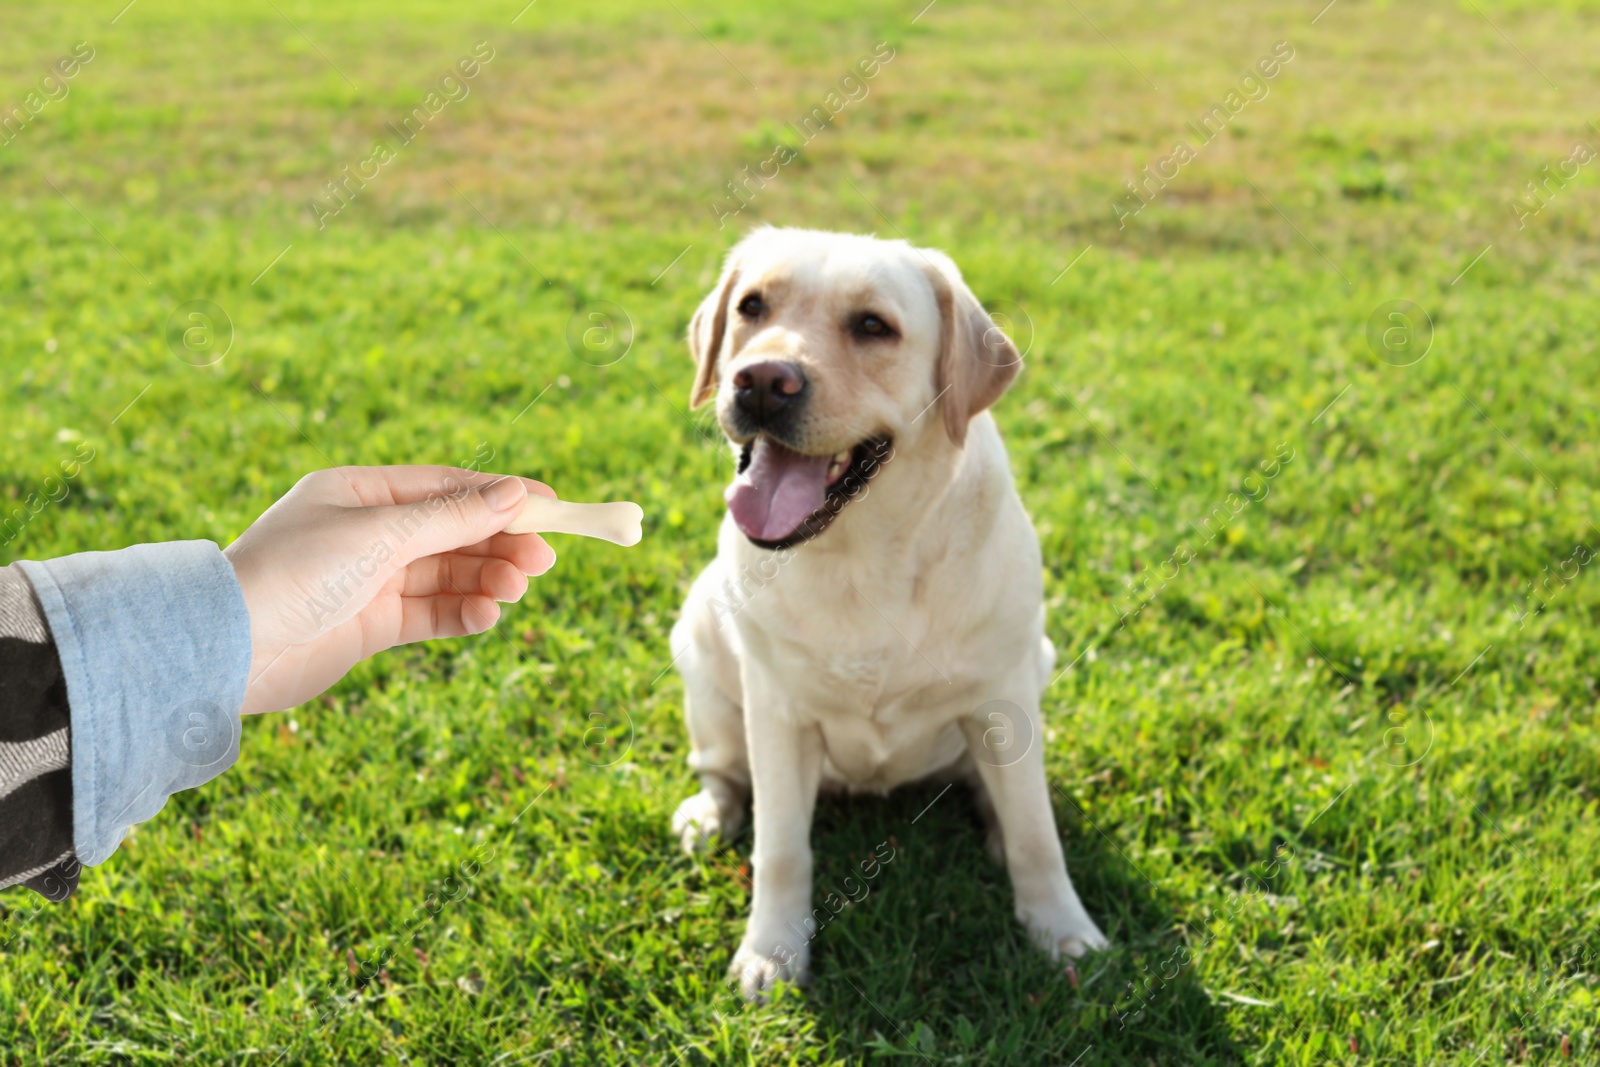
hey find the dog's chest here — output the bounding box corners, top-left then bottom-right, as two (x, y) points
(778, 636), (969, 788)
(811, 702), (965, 788)
(765, 604), (944, 710)
(805, 647), (892, 703)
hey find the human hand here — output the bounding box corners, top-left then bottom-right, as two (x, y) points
(223, 465), (556, 715)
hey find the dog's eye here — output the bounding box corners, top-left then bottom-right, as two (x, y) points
(853, 313), (895, 339)
(737, 294), (764, 318)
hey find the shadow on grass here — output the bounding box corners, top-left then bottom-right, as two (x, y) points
(792, 780), (1246, 1066)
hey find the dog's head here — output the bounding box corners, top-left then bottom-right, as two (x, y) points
(688, 228), (1021, 549)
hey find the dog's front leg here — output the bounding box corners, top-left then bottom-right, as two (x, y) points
(959, 705), (1109, 961)
(729, 670), (823, 1002)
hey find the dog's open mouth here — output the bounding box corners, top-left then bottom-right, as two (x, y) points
(725, 435), (892, 549)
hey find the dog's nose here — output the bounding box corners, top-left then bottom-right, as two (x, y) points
(732, 360), (807, 419)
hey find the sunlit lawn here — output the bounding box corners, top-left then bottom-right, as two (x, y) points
(1, 0), (1598, 1063)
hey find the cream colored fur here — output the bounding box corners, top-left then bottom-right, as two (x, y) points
(670, 228), (1108, 1000)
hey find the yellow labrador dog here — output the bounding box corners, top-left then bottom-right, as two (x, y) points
(669, 227), (1108, 1000)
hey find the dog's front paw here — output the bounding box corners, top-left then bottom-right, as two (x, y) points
(672, 789), (740, 854)
(1023, 900), (1111, 962)
(729, 939), (808, 1002)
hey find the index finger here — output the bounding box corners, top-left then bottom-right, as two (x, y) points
(326, 465), (558, 507)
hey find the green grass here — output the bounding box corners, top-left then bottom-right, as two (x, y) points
(2, 0), (1599, 1063)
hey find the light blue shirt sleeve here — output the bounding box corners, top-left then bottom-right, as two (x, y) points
(16, 542), (252, 867)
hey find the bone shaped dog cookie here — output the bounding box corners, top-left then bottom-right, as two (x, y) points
(504, 495), (644, 547)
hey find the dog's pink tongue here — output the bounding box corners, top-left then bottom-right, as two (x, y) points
(726, 438), (830, 542)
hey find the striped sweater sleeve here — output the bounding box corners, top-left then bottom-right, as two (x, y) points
(0, 564), (80, 900)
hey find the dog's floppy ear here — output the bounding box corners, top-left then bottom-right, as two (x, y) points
(921, 250), (1022, 446)
(688, 251), (742, 409)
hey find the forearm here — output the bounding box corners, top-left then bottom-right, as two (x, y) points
(4, 541), (252, 897)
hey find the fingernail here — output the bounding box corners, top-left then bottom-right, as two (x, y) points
(481, 476), (525, 512)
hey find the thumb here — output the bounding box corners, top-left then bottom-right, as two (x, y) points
(370, 475), (529, 566)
